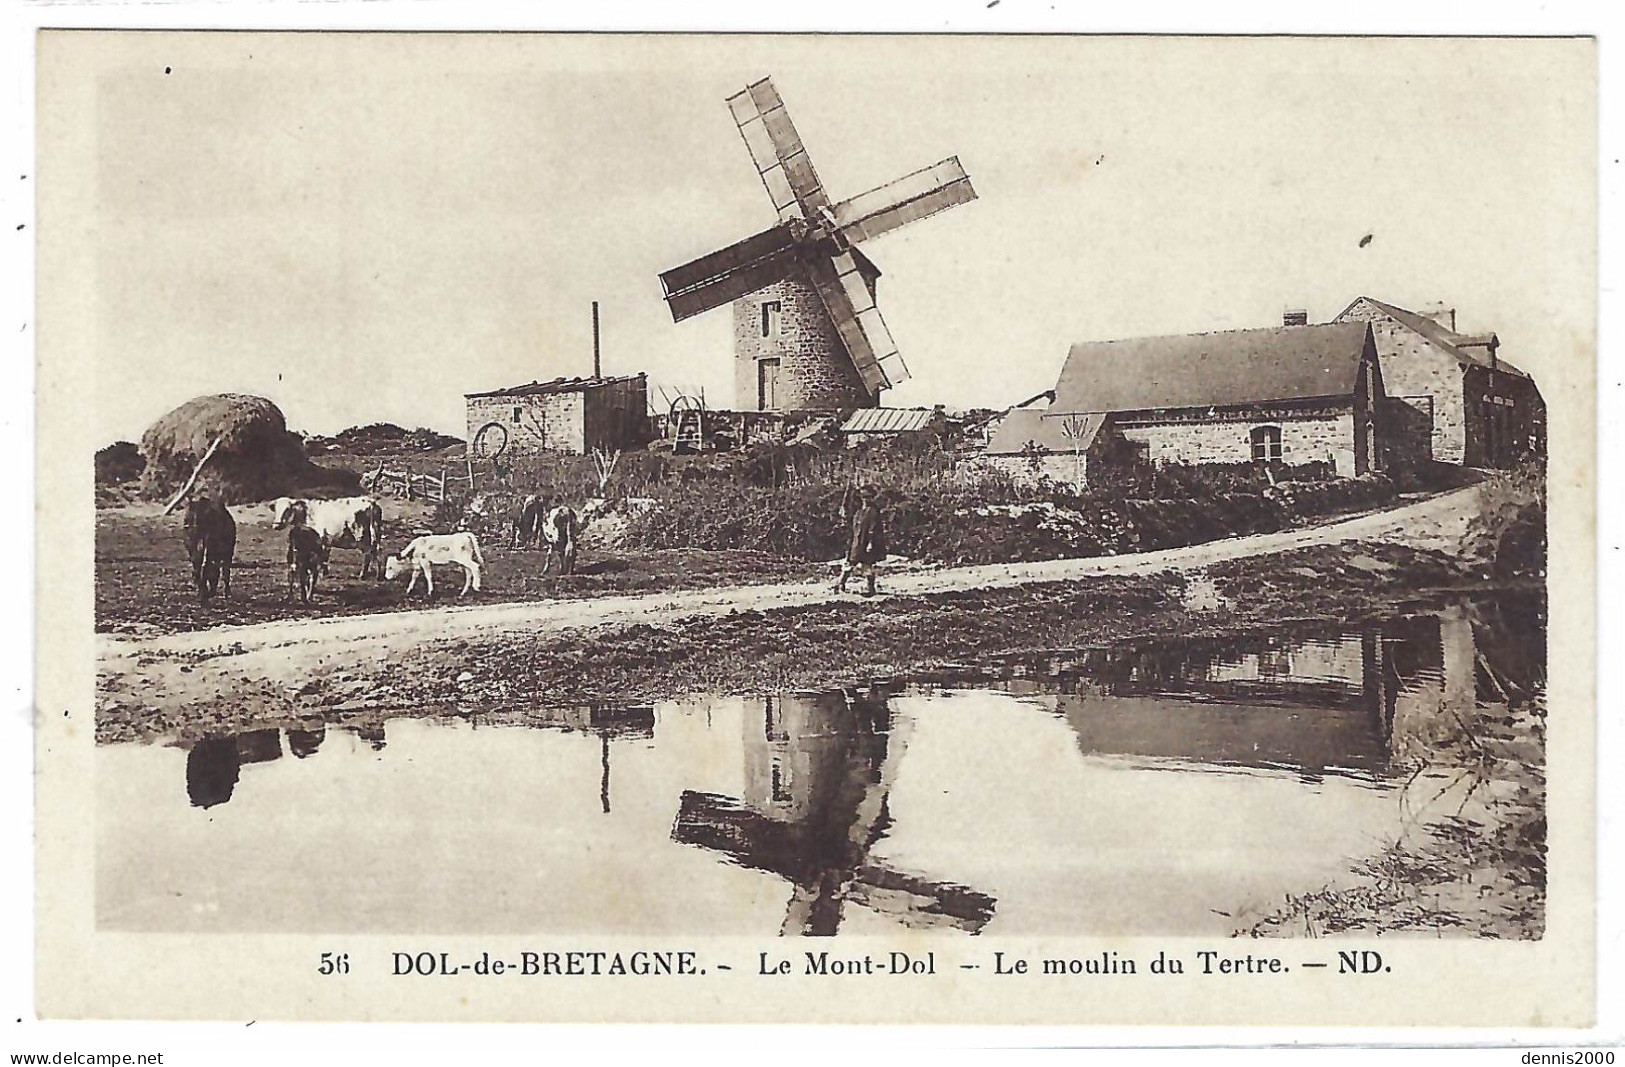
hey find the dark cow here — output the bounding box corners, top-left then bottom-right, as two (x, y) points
(183, 495), (236, 603)
(511, 493), (545, 550)
(286, 523), (324, 604)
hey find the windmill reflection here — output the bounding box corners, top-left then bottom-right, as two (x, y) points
(672, 688), (995, 936)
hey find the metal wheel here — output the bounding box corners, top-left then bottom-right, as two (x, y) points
(471, 422), (509, 461)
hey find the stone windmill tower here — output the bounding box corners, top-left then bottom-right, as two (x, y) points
(659, 77), (977, 413)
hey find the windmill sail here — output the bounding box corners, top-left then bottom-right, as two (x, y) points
(834, 156), (977, 245)
(807, 251), (910, 395)
(726, 77), (832, 222)
(658, 222), (803, 322)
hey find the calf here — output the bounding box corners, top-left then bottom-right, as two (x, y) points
(271, 495), (384, 578)
(286, 524), (324, 604)
(183, 495), (236, 603)
(384, 532), (484, 598)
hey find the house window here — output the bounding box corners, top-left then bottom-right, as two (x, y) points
(512, 406), (523, 424)
(760, 300), (782, 338)
(1250, 425), (1283, 462)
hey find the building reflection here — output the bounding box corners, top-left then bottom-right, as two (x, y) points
(671, 688), (995, 936)
(1033, 598), (1541, 779)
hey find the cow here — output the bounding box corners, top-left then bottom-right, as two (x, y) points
(541, 504), (580, 576)
(183, 495), (236, 603)
(270, 495), (384, 579)
(286, 523), (324, 604)
(383, 531), (485, 598)
(511, 493), (544, 549)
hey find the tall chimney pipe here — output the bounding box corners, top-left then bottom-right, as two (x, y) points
(592, 300), (601, 379)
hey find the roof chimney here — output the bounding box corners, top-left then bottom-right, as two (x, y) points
(1283, 308), (1308, 327)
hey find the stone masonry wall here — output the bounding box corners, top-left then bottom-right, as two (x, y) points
(1118, 411), (1358, 476)
(733, 268), (879, 412)
(1337, 298), (1467, 464)
(466, 392), (585, 456)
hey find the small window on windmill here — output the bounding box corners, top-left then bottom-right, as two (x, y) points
(761, 300), (782, 339)
(512, 406), (523, 424)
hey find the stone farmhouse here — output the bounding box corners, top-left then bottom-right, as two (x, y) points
(985, 322), (1384, 487)
(1333, 297), (1544, 468)
(464, 374), (648, 457)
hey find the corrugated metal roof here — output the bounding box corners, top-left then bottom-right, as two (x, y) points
(1343, 297), (1529, 379)
(1052, 323), (1371, 414)
(839, 407), (938, 434)
(984, 410), (1105, 455)
(465, 374), (644, 399)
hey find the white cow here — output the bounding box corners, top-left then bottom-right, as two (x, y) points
(384, 532), (485, 598)
(271, 495), (384, 578)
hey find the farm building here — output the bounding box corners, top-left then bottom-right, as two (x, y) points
(983, 409), (1116, 487)
(991, 321), (1386, 487)
(464, 374), (648, 457)
(1333, 297), (1544, 467)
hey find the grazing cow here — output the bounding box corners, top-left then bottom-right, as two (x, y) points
(511, 493), (544, 549)
(183, 495), (236, 603)
(541, 504), (580, 576)
(286, 523), (324, 604)
(271, 495), (384, 578)
(384, 531), (484, 598)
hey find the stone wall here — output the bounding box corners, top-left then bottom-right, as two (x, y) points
(1117, 410), (1359, 476)
(467, 392), (585, 455)
(985, 451), (1091, 490)
(732, 268), (880, 412)
(1338, 298), (1470, 464)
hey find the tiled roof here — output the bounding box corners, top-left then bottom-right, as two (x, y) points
(1052, 323), (1371, 414)
(465, 374), (644, 399)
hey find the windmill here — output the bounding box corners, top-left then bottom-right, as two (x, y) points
(658, 77), (977, 413)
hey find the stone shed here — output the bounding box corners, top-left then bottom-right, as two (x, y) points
(1043, 321), (1385, 478)
(464, 374), (648, 457)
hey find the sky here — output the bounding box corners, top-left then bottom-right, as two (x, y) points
(42, 32), (1594, 443)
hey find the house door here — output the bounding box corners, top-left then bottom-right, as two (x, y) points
(758, 358), (781, 411)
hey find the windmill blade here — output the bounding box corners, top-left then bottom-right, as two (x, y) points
(726, 77), (832, 222)
(807, 251), (910, 395)
(659, 222), (802, 322)
(833, 156), (977, 245)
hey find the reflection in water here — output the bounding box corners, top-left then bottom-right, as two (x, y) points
(286, 725), (326, 760)
(672, 689), (996, 935)
(104, 598), (1542, 936)
(184, 738), (239, 809)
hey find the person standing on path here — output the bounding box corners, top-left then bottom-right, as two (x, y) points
(836, 484), (885, 597)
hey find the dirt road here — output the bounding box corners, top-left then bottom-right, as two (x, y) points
(95, 486), (1479, 720)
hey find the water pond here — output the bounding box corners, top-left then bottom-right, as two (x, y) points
(97, 597), (1543, 936)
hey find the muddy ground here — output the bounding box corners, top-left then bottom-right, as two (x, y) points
(96, 504), (812, 636)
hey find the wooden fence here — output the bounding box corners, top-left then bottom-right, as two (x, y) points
(362, 463), (471, 504)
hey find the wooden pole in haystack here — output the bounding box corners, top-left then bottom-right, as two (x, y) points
(160, 433), (225, 515)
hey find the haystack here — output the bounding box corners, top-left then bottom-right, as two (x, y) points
(138, 393), (358, 504)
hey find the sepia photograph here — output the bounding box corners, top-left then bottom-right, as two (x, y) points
(28, 27), (1598, 1027)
